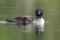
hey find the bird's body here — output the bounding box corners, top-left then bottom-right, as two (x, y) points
(4, 8), (45, 34)
(32, 18), (45, 32)
(33, 18), (44, 26)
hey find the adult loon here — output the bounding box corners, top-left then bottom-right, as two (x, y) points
(35, 8), (45, 35)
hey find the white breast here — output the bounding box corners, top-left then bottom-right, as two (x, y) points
(33, 18), (45, 26)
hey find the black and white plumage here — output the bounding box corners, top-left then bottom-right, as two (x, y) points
(0, 8), (45, 35)
(34, 8), (45, 35)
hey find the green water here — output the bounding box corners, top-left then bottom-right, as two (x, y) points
(0, 0), (60, 40)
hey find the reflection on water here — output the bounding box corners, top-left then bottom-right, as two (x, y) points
(16, 23), (35, 32)
(16, 24), (44, 40)
(35, 33), (44, 40)
(0, 24), (44, 40)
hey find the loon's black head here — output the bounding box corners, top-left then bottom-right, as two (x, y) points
(35, 8), (43, 18)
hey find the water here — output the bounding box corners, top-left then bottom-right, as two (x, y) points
(0, 21), (44, 40)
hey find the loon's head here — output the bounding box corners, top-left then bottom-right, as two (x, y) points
(35, 8), (43, 19)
